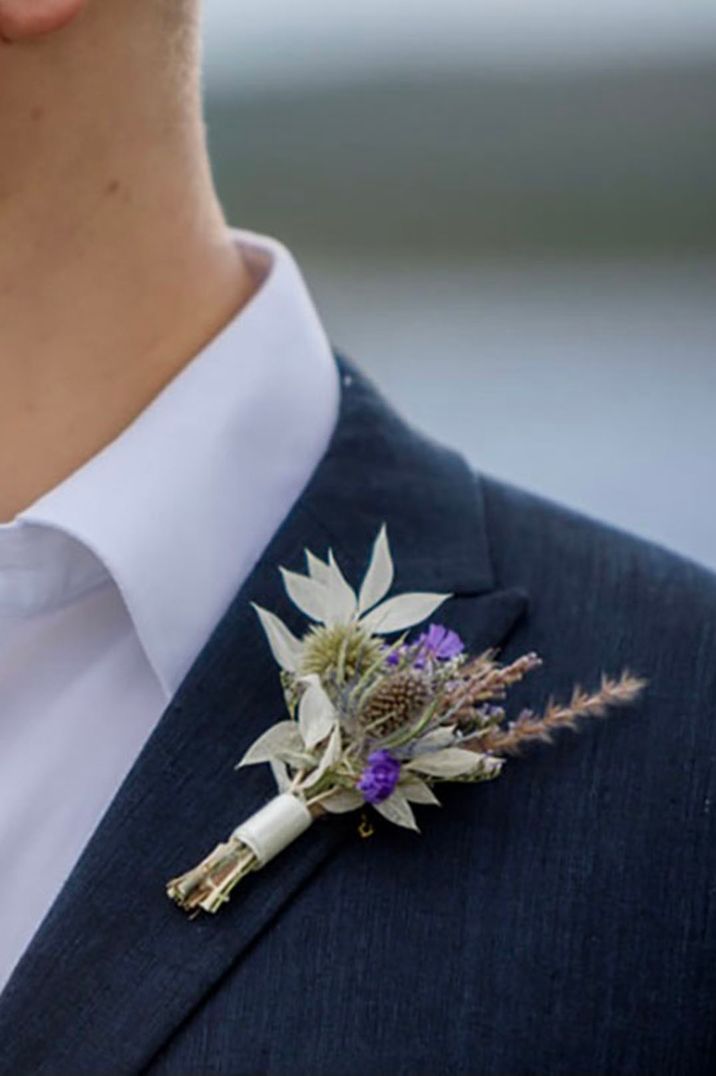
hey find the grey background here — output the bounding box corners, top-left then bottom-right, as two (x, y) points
(202, 4), (716, 571)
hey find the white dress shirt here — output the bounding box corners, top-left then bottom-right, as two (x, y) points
(0, 229), (339, 994)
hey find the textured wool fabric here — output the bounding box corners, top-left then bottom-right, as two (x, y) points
(0, 358), (713, 1075)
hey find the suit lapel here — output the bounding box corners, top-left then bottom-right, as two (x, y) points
(0, 357), (528, 1075)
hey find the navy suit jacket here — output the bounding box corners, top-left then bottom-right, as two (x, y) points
(1, 357), (714, 1075)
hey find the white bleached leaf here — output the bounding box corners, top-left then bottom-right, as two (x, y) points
(238, 721), (304, 768)
(478, 755), (506, 779)
(373, 790), (420, 831)
(406, 747), (483, 779)
(414, 726), (458, 752)
(320, 789), (364, 814)
(251, 604), (302, 672)
(357, 524), (394, 615)
(298, 674), (336, 748)
(280, 567), (329, 623)
(270, 758), (291, 792)
(400, 777), (442, 806)
(323, 549), (358, 625)
(302, 725), (342, 789)
(305, 549), (332, 584)
(360, 591), (451, 635)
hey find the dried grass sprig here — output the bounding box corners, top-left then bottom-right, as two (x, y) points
(478, 671), (647, 755)
(442, 652), (543, 722)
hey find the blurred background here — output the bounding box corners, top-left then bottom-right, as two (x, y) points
(202, 1), (716, 570)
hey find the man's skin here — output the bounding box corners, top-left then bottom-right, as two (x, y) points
(0, 0), (253, 522)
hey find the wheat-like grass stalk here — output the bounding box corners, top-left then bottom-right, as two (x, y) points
(479, 671), (646, 756)
(444, 652), (543, 721)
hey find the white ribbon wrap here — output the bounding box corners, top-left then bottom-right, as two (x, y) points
(232, 793), (313, 867)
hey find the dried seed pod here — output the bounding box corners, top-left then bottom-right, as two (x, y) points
(359, 670), (432, 734)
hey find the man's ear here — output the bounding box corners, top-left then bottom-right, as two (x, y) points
(0, 0), (88, 42)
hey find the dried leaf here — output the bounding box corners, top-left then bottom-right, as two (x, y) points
(251, 604), (302, 672)
(361, 591), (451, 634)
(302, 725), (342, 789)
(269, 758), (291, 792)
(413, 726), (457, 752)
(406, 746), (483, 778)
(323, 550), (358, 625)
(320, 789), (364, 814)
(298, 674), (336, 748)
(280, 568), (329, 623)
(305, 549), (332, 584)
(374, 790), (420, 831)
(357, 524), (394, 615)
(400, 777), (442, 806)
(238, 721), (304, 767)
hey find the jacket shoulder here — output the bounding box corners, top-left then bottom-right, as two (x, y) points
(481, 472), (716, 629)
(478, 474), (716, 722)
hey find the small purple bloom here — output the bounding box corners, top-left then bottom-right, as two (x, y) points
(415, 624), (465, 664)
(357, 749), (401, 804)
(385, 624), (464, 669)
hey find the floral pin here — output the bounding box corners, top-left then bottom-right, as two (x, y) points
(167, 526), (645, 914)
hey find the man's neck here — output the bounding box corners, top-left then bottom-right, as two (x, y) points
(0, 9), (255, 522)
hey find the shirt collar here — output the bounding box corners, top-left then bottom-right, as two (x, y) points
(16, 229), (340, 699)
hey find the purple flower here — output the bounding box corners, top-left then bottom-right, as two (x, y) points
(357, 749), (401, 804)
(385, 624), (464, 669)
(415, 624), (465, 664)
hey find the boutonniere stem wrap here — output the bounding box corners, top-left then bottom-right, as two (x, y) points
(167, 526), (646, 915)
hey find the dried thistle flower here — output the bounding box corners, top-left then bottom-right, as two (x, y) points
(358, 669), (433, 734)
(299, 622), (384, 686)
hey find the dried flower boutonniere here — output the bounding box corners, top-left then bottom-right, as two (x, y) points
(167, 526), (645, 914)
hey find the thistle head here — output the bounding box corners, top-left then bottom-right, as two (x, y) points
(299, 622), (384, 687)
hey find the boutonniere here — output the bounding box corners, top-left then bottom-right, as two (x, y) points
(167, 526), (645, 915)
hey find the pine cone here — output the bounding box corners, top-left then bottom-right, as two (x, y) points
(359, 670), (432, 734)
